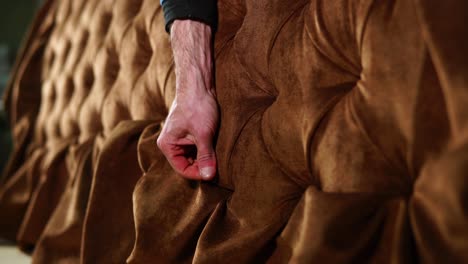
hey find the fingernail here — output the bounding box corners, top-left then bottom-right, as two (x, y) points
(200, 167), (215, 180)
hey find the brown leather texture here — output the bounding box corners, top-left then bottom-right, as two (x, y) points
(1, 0), (467, 263)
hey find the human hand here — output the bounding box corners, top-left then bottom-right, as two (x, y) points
(157, 20), (218, 180)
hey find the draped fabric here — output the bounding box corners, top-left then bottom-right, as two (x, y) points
(1, 0), (467, 263)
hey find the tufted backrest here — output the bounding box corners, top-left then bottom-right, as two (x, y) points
(2, 0), (468, 262)
(1, 0), (177, 247)
(31, 0), (174, 149)
(214, 0), (412, 193)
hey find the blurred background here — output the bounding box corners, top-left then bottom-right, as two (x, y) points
(0, 1), (43, 177)
(0, 1), (44, 262)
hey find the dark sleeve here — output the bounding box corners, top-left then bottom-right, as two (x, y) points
(160, 0), (217, 32)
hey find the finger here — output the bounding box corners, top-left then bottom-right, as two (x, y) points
(196, 136), (217, 180)
(158, 137), (203, 180)
(170, 155), (201, 179)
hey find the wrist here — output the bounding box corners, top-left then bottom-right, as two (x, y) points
(175, 67), (213, 94)
(175, 86), (215, 105)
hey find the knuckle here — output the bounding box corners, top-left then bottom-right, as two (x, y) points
(197, 152), (215, 162)
(156, 136), (166, 150)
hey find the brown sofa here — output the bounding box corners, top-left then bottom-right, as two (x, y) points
(1, 0), (467, 263)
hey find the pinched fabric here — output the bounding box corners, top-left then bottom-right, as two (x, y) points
(1, 0), (467, 263)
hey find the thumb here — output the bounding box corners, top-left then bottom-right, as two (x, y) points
(196, 140), (217, 180)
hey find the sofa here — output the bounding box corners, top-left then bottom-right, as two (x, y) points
(1, 0), (467, 262)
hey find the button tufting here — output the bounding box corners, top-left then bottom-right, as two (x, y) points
(60, 40), (71, 67)
(101, 46), (120, 89)
(59, 76), (79, 138)
(126, 24), (153, 82)
(82, 65), (95, 90)
(97, 13), (113, 37)
(47, 49), (55, 72)
(69, 30), (90, 70)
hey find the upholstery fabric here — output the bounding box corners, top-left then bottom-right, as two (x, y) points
(1, 0), (467, 263)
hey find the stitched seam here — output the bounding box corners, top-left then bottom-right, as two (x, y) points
(357, 0), (377, 58)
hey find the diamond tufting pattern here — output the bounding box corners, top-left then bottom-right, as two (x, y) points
(1, 0), (468, 263)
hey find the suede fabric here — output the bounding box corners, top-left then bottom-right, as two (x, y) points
(1, 0), (467, 263)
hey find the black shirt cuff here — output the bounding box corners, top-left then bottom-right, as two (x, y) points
(161, 0), (217, 33)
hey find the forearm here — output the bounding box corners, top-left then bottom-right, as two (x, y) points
(170, 20), (214, 99)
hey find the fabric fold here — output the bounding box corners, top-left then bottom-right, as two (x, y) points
(17, 139), (74, 251)
(81, 120), (156, 264)
(1, 0), (467, 263)
(31, 138), (94, 263)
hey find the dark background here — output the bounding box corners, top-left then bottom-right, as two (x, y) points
(0, 1), (42, 173)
